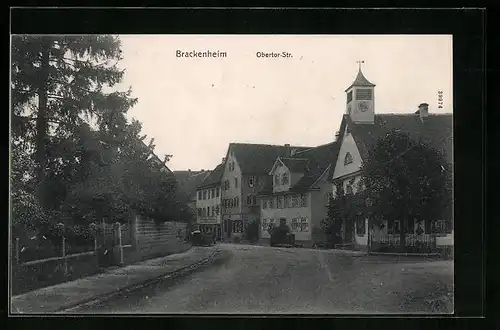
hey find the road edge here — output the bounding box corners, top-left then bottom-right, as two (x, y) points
(54, 248), (222, 313)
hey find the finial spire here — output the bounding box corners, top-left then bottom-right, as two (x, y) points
(356, 60), (365, 71)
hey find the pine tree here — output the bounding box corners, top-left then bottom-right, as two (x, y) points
(11, 35), (136, 206)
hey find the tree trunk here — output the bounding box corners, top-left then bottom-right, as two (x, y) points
(35, 39), (51, 199)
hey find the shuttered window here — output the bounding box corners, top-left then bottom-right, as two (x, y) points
(356, 89), (373, 100)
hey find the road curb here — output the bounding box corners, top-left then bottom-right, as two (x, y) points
(367, 252), (442, 257)
(55, 249), (222, 313)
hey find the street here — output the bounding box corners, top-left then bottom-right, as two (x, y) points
(71, 243), (453, 314)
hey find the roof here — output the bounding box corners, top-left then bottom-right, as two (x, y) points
(197, 162), (225, 189)
(344, 69), (376, 92)
(330, 113), (453, 180)
(279, 158), (310, 173)
(260, 141), (340, 195)
(228, 143), (312, 175)
(174, 170), (210, 200)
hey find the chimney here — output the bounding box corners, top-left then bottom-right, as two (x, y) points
(284, 144), (291, 156)
(416, 103), (429, 119)
(334, 131), (340, 141)
(290, 148), (298, 157)
(221, 157), (226, 163)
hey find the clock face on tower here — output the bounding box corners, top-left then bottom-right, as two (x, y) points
(358, 101), (369, 112)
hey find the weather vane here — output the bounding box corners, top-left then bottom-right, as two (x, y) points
(356, 60), (365, 70)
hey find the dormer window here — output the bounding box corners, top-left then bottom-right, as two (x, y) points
(274, 174), (280, 185)
(282, 172), (289, 185)
(344, 152), (353, 165)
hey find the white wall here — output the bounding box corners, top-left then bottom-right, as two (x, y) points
(436, 231), (454, 246)
(221, 150), (243, 218)
(272, 161), (291, 193)
(196, 185), (222, 224)
(332, 124), (363, 180)
(260, 195), (311, 241)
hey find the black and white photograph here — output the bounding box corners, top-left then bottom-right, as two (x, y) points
(10, 33), (454, 315)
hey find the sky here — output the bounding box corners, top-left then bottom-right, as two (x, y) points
(116, 35), (453, 172)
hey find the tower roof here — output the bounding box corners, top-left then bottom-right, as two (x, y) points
(345, 68), (376, 92)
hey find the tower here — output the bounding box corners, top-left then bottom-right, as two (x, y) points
(345, 61), (375, 124)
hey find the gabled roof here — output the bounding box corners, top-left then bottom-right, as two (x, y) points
(260, 141), (340, 195)
(174, 170), (210, 200)
(197, 162), (225, 189)
(344, 69), (376, 92)
(329, 113), (453, 180)
(228, 143), (312, 175)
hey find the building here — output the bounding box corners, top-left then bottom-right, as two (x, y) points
(174, 169), (211, 216)
(220, 143), (311, 241)
(195, 162), (225, 237)
(329, 66), (453, 251)
(258, 141), (340, 246)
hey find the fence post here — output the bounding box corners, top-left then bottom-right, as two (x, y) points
(62, 235), (68, 276)
(117, 222), (123, 265)
(15, 237), (19, 265)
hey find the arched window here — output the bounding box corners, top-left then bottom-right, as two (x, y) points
(344, 152), (353, 165)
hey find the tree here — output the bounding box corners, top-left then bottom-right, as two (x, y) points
(10, 35), (189, 246)
(323, 186), (367, 248)
(11, 35), (136, 205)
(361, 130), (452, 251)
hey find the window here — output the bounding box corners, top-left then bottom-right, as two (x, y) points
(247, 195), (256, 205)
(285, 195), (292, 208)
(357, 180), (364, 193)
(277, 196), (284, 209)
(274, 174), (280, 185)
(291, 218), (299, 231)
(203, 190), (207, 200)
(248, 176), (257, 187)
(356, 88), (373, 100)
(291, 195), (298, 208)
(269, 198), (275, 209)
(282, 172), (289, 185)
(232, 220), (243, 233)
(356, 216), (366, 236)
(300, 218), (309, 232)
(280, 218), (287, 226)
(300, 194), (307, 207)
(216, 187), (220, 197)
(234, 178), (238, 188)
(235, 197), (239, 207)
(215, 205), (220, 216)
(262, 219), (268, 231)
(197, 208), (202, 216)
(207, 206), (211, 217)
(211, 189), (215, 199)
(269, 219), (275, 228)
(198, 191), (202, 200)
(345, 185), (353, 195)
(344, 152), (353, 166)
(347, 90), (353, 103)
(224, 180), (230, 190)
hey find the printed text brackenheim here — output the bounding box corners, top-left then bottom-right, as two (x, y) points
(176, 50), (227, 58)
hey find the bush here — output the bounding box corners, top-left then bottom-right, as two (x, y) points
(270, 223), (294, 246)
